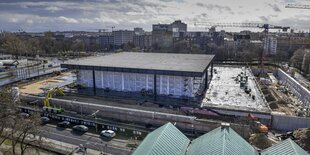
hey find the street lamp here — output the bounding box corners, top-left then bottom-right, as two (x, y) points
(90, 110), (100, 132)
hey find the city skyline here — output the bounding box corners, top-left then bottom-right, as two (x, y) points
(0, 0), (310, 32)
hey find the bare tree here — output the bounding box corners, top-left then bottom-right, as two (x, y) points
(290, 48), (309, 72)
(0, 88), (44, 155)
(1, 33), (25, 59)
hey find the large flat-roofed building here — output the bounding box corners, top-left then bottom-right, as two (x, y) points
(61, 52), (214, 102)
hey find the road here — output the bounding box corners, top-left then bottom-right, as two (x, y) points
(0, 58), (64, 86)
(40, 124), (132, 155)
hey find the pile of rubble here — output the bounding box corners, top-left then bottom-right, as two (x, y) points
(293, 128), (310, 152)
(249, 133), (273, 150)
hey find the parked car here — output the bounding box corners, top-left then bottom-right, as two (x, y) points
(72, 125), (88, 132)
(57, 121), (70, 128)
(18, 112), (30, 118)
(41, 117), (50, 124)
(100, 130), (116, 138)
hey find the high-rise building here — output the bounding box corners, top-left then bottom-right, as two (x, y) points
(99, 32), (114, 50)
(234, 33), (251, 46)
(152, 24), (173, 48)
(134, 27), (145, 36)
(171, 20), (187, 38)
(113, 30), (134, 46)
(133, 33), (152, 49)
(264, 36), (277, 55)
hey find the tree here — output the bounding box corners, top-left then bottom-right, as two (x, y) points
(26, 38), (41, 57)
(122, 42), (135, 51)
(290, 49), (307, 72)
(2, 33), (25, 59)
(0, 88), (44, 155)
(40, 31), (56, 55)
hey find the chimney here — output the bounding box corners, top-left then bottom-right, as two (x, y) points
(221, 122), (230, 129)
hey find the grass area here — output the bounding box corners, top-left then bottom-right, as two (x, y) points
(0, 75), (16, 81)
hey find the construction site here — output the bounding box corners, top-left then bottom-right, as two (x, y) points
(4, 50), (305, 153)
(202, 66), (270, 114)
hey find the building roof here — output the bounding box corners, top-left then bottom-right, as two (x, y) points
(61, 52), (214, 77)
(186, 125), (258, 155)
(132, 122), (190, 155)
(134, 123), (309, 155)
(261, 138), (309, 155)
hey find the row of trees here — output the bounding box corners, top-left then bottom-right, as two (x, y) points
(0, 88), (44, 155)
(290, 49), (310, 74)
(0, 32), (86, 59)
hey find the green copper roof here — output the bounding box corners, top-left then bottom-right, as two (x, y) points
(261, 138), (309, 155)
(186, 126), (258, 155)
(133, 122), (190, 155)
(133, 123), (309, 155)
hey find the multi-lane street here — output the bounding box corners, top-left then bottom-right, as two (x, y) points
(40, 124), (132, 155)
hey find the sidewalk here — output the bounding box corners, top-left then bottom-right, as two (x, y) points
(40, 137), (112, 155)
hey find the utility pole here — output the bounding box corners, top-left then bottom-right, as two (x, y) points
(112, 26), (115, 52)
(90, 110), (100, 132)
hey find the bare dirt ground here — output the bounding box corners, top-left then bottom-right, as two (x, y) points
(19, 72), (71, 95)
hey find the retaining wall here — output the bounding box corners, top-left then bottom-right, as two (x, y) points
(21, 94), (221, 133)
(276, 69), (310, 106)
(272, 114), (310, 131)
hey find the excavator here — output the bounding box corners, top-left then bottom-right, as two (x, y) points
(43, 86), (65, 114)
(247, 113), (269, 133)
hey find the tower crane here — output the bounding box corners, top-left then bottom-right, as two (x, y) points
(285, 4), (310, 9)
(194, 22), (290, 74)
(194, 22), (290, 33)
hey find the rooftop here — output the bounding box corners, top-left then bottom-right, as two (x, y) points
(61, 52), (214, 77)
(132, 122), (190, 155)
(202, 66), (270, 113)
(187, 125), (258, 155)
(261, 138), (309, 155)
(134, 123), (309, 155)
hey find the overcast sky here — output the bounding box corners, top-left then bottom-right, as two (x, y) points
(0, 0), (309, 32)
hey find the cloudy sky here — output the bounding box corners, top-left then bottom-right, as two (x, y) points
(0, 0), (309, 32)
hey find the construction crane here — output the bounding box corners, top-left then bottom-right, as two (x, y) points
(194, 22), (290, 33)
(194, 22), (290, 74)
(43, 86), (65, 113)
(285, 4), (310, 9)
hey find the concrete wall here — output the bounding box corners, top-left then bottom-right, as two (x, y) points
(77, 70), (205, 98)
(272, 114), (310, 131)
(276, 69), (310, 107)
(77, 70), (93, 87)
(21, 95), (221, 133)
(94, 71), (154, 92)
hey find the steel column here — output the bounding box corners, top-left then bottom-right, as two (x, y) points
(93, 70), (96, 95)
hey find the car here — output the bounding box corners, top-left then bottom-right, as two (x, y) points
(18, 112), (30, 118)
(57, 121), (70, 128)
(100, 130), (116, 138)
(41, 117), (50, 124)
(72, 125), (88, 132)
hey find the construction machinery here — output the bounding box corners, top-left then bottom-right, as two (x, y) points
(43, 86), (65, 113)
(247, 113), (269, 133)
(52, 70), (61, 76)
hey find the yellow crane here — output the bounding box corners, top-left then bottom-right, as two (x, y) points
(43, 86), (65, 113)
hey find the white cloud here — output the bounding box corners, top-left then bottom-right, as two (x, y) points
(58, 16), (79, 24)
(0, 0), (309, 32)
(45, 6), (63, 12)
